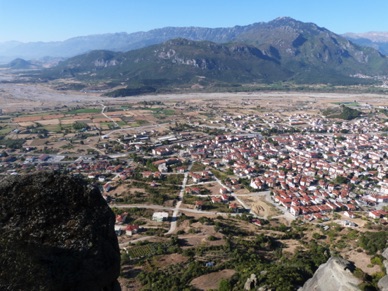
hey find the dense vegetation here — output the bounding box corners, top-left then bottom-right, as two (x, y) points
(104, 86), (157, 97)
(120, 217), (336, 291)
(358, 231), (388, 255)
(322, 105), (362, 120)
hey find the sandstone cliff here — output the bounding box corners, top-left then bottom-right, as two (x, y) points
(299, 257), (361, 291)
(0, 172), (120, 291)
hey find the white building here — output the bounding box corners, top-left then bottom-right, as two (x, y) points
(152, 212), (169, 222)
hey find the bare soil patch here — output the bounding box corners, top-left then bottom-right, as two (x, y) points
(238, 195), (280, 218)
(35, 119), (60, 125)
(13, 114), (65, 122)
(190, 269), (236, 290)
(119, 265), (143, 291)
(179, 222), (224, 248)
(281, 239), (304, 255)
(153, 253), (188, 269)
(346, 249), (382, 275)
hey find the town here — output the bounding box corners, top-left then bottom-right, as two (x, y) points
(1, 93), (387, 234)
(1, 91), (388, 289)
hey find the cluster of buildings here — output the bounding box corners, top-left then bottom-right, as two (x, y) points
(182, 113), (388, 222)
(1, 105), (388, 225)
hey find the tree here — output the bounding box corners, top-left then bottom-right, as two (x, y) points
(72, 121), (89, 131)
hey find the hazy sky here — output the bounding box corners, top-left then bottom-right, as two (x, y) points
(1, 0), (388, 43)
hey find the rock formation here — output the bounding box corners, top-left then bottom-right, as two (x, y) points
(299, 257), (361, 291)
(378, 248), (388, 291)
(244, 273), (257, 290)
(0, 171), (120, 291)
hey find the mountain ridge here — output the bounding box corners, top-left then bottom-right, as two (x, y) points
(6, 17), (388, 94)
(2, 17), (387, 62)
(31, 17), (388, 92)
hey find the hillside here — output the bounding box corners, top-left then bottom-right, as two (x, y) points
(235, 17), (388, 82)
(2, 58), (41, 69)
(41, 39), (292, 92)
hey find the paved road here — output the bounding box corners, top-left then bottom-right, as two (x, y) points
(262, 192), (295, 222)
(165, 169), (190, 235)
(119, 236), (155, 248)
(110, 203), (228, 216)
(212, 175), (258, 217)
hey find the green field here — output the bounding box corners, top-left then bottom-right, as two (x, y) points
(127, 243), (170, 258)
(332, 101), (360, 107)
(43, 124), (62, 133)
(66, 108), (101, 114)
(0, 127), (13, 135)
(145, 108), (176, 116)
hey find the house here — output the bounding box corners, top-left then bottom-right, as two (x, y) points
(221, 194), (229, 202)
(211, 196), (222, 203)
(152, 147), (172, 156)
(220, 187), (229, 195)
(103, 183), (112, 192)
(229, 202), (239, 212)
(191, 173), (203, 183)
(250, 178), (264, 190)
(344, 211), (355, 218)
(114, 225), (123, 236)
(342, 220), (357, 227)
(125, 225), (139, 236)
(115, 212), (128, 225)
(142, 171), (153, 179)
(369, 210), (387, 219)
(195, 200), (204, 210)
(290, 206), (300, 216)
(158, 163), (168, 173)
(251, 219), (262, 226)
(152, 212), (169, 222)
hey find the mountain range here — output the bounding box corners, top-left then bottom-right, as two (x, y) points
(4, 17), (388, 94)
(1, 17), (388, 62)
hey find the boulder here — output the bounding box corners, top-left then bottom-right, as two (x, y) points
(382, 247), (388, 260)
(378, 275), (388, 291)
(0, 172), (120, 291)
(244, 273), (257, 290)
(299, 257), (361, 291)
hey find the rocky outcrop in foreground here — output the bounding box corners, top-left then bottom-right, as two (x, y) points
(378, 248), (388, 291)
(299, 257), (361, 291)
(0, 172), (120, 291)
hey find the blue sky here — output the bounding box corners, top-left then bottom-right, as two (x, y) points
(1, 0), (388, 42)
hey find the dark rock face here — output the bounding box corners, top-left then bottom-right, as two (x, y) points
(0, 172), (120, 291)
